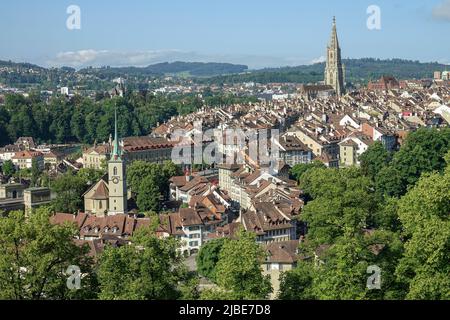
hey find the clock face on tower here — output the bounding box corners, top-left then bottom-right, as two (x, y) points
(112, 177), (120, 184)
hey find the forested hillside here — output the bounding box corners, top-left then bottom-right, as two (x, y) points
(201, 58), (447, 84)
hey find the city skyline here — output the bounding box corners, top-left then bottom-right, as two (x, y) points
(0, 0), (449, 69)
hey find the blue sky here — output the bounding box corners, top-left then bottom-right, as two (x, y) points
(0, 0), (449, 69)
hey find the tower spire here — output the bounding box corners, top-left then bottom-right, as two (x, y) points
(112, 107), (121, 160)
(324, 16), (345, 96)
(330, 16), (339, 48)
(107, 106), (127, 216)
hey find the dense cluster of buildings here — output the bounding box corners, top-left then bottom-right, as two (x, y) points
(1, 18), (449, 299)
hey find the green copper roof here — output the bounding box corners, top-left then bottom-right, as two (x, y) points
(111, 108), (122, 160)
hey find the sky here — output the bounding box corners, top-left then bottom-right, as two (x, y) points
(0, 0), (449, 69)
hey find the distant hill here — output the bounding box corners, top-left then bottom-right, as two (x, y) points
(0, 58), (447, 88)
(78, 62), (249, 78)
(200, 58), (448, 85)
(0, 60), (47, 71)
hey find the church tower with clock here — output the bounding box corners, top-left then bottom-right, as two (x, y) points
(108, 109), (128, 215)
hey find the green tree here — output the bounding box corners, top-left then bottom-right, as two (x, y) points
(30, 158), (40, 187)
(369, 196), (401, 232)
(290, 161), (326, 184)
(278, 260), (315, 300)
(204, 229), (272, 300)
(279, 220), (405, 300)
(1, 160), (15, 176)
(162, 161), (182, 178)
(178, 272), (200, 300)
(359, 141), (391, 180)
(285, 164), (407, 300)
(128, 161), (179, 208)
(310, 235), (370, 300)
(137, 176), (162, 212)
(14, 168), (32, 179)
(300, 167), (377, 246)
(376, 128), (450, 197)
(97, 225), (189, 300)
(0, 207), (97, 300)
(375, 166), (404, 198)
(77, 168), (105, 185)
(196, 238), (226, 282)
(40, 172), (51, 188)
(127, 161), (163, 193)
(395, 164), (450, 300)
(51, 173), (87, 213)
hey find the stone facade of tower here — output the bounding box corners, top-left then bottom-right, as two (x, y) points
(324, 17), (345, 96)
(108, 110), (128, 215)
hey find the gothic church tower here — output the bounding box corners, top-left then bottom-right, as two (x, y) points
(324, 17), (346, 96)
(108, 109), (128, 215)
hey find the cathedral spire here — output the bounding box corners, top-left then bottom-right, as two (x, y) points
(330, 16), (339, 48)
(324, 16), (345, 96)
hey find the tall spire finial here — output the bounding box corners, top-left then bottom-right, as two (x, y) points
(112, 107), (121, 160)
(325, 15), (345, 96)
(330, 16), (339, 46)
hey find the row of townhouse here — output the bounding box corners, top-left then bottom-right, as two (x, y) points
(52, 184), (231, 257)
(1, 137), (68, 171)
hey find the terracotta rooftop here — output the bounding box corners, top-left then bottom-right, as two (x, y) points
(122, 136), (175, 152)
(264, 240), (301, 264)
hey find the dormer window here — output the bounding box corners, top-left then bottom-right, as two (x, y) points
(112, 227), (118, 233)
(104, 227), (109, 233)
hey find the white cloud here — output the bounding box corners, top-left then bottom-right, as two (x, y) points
(310, 56), (326, 64)
(50, 49), (188, 68)
(434, 58), (450, 65)
(432, 0), (450, 21)
(47, 49), (310, 69)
